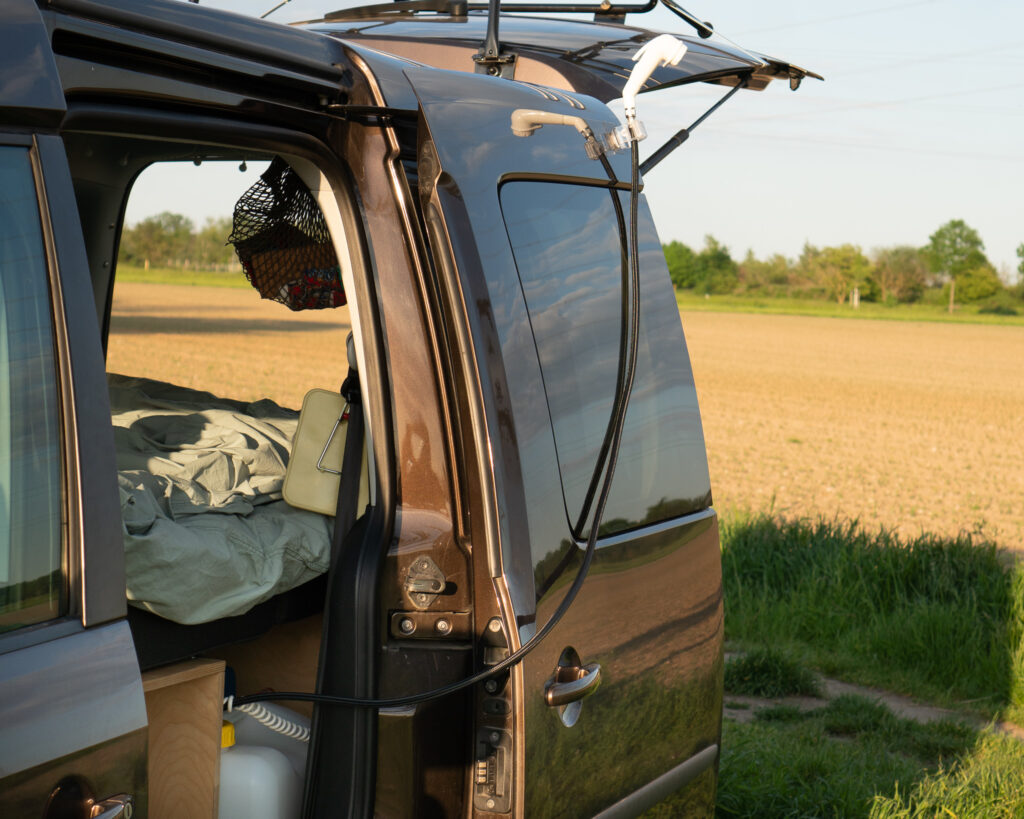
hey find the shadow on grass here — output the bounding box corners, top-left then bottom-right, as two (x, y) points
(721, 516), (1024, 718)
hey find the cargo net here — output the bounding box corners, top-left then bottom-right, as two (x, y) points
(228, 157), (346, 311)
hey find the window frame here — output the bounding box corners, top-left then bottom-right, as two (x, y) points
(0, 133), (84, 651)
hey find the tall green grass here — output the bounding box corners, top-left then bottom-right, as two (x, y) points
(714, 694), (979, 819)
(721, 516), (1024, 716)
(870, 731), (1024, 818)
(116, 264), (250, 288)
(676, 292), (1024, 326)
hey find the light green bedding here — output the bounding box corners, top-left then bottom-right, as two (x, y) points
(110, 374), (331, 624)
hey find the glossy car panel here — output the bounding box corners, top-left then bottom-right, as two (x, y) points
(0, 621), (148, 814)
(0, 0), (66, 128)
(408, 63), (722, 813)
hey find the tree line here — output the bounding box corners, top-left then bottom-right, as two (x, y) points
(664, 219), (1024, 309)
(118, 212), (240, 271)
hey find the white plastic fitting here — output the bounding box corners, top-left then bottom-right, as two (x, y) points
(510, 109), (604, 158)
(510, 109), (592, 138)
(621, 34), (688, 124)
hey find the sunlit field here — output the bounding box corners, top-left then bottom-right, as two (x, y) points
(109, 281), (1024, 550)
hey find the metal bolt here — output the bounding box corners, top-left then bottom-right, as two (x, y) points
(484, 679), (498, 693)
(435, 618), (452, 635)
(489, 731), (501, 745)
(485, 799), (496, 810)
(399, 617), (416, 635)
(487, 618), (502, 633)
(416, 593), (428, 604)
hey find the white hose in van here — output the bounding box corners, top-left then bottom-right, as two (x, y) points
(225, 696), (310, 743)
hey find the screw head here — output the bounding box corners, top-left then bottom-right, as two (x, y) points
(399, 617), (415, 635)
(485, 798), (496, 809)
(489, 731), (501, 745)
(484, 679), (498, 693)
(487, 618), (502, 633)
(435, 618), (452, 635)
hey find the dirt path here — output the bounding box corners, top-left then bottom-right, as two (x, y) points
(723, 658), (1024, 741)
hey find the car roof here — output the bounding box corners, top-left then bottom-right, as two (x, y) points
(308, 11), (822, 101)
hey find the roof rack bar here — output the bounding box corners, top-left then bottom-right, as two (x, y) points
(464, 0), (656, 15)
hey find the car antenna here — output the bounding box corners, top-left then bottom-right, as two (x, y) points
(473, 0), (516, 77)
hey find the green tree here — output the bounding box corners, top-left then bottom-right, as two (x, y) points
(120, 211), (195, 268)
(1017, 242), (1024, 277)
(923, 219), (988, 281)
(807, 244), (872, 304)
(871, 246), (927, 304)
(662, 240), (697, 289)
(956, 264), (1002, 302)
(739, 251), (791, 293)
(692, 235), (738, 294)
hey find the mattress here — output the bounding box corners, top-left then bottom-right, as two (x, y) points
(109, 374), (332, 624)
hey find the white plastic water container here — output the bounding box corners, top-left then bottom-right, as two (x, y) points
(219, 702), (309, 819)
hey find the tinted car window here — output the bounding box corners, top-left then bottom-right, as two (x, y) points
(500, 181), (710, 537)
(0, 146), (64, 631)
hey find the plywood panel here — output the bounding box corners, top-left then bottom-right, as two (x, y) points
(213, 615), (321, 719)
(143, 658), (224, 819)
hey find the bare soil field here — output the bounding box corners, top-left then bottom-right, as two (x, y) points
(109, 283), (1024, 548)
(108, 281), (351, 411)
(681, 311), (1024, 548)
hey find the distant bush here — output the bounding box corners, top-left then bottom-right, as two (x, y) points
(979, 303), (1019, 316)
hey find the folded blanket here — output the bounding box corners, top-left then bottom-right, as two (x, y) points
(110, 374), (331, 624)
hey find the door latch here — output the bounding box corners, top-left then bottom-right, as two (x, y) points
(404, 555), (446, 610)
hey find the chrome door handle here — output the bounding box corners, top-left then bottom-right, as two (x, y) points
(90, 794), (134, 819)
(544, 662), (601, 707)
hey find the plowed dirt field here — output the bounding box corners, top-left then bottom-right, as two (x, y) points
(681, 311), (1024, 548)
(108, 282), (1024, 547)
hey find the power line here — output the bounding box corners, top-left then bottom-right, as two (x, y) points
(734, 0), (943, 37)
(693, 126), (1024, 164)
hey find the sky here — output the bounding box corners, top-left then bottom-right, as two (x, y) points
(131, 0), (1024, 278)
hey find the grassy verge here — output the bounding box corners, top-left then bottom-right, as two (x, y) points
(721, 516), (1024, 718)
(676, 292), (1024, 326)
(704, 517), (1024, 817)
(115, 264), (250, 288)
(715, 693), (1022, 819)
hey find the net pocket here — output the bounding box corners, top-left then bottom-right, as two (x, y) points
(228, 157), (345, 311)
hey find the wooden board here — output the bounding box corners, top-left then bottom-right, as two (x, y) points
(143, 658), (225, 819)
(213, 614), (322, 719)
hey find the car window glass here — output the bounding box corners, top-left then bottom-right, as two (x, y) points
(0, 146), (65, 632)
(500, 181), (710, 538)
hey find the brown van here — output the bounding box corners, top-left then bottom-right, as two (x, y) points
(0, 0), (815, 815)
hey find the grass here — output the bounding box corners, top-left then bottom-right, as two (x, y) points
(116, 264), (250, 288)
(702, 516), (1024, 817)
(724, 649), (822, 698)
(721, 515), (1024, 718)
(676, 291), (1024, 326)
(715, 693), (995, 819)
(870, 731), (1024, 818)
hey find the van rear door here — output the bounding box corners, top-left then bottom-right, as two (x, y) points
(410, 66), (723, 816)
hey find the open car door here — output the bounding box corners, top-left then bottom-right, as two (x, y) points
(0, 2), (147, 816)
(409, 65), (723, 816)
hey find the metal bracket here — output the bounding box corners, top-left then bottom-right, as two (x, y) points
(472, 51), (517, 78)
(404, 555), (447, 610)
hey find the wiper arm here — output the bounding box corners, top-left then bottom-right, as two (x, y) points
(639, 75), (747, 175)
